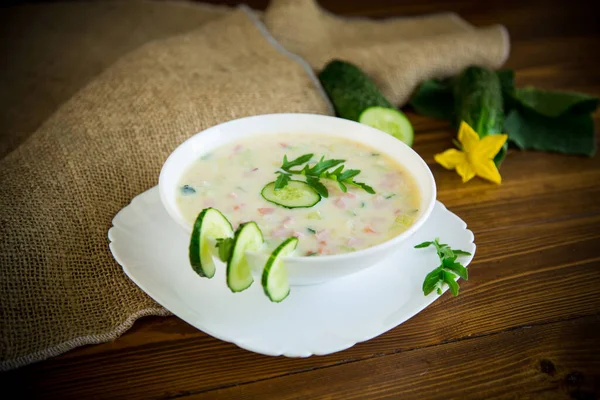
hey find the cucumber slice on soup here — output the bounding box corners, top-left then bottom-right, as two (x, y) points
(261, 180), (321, 209)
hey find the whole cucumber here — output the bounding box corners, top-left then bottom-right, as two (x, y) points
(453, 66), (507, 164)
(318, 60), (393, 121)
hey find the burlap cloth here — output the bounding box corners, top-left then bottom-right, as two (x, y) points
(0, 0), (509, 370)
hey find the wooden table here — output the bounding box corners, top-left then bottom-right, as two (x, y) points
(6, 0), (600, 398)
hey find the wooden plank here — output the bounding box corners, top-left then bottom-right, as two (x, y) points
(11, 216), (600, 399)
(197, 316), (600, 400)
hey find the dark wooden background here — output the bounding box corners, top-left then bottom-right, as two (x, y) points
(3, 0), (600, 399)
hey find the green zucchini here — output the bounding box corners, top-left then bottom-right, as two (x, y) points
(227, 221), (264, 292)
(189, 208), (233, 278)
(261, 180), (321, 209)
(453, 66), (507, 164)
(261, 237), (297, 302)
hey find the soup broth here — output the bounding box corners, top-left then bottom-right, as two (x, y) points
(177, 134), (421, 256)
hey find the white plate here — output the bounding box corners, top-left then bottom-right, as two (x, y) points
(109, 187), (475, 357)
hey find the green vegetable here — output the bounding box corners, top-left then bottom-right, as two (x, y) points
(272, 153), (375, 198)
(189, 208), (234, 278)
(453, 66), (507, 165)
(262, 237), (298, 302)
(511, 87), (599, 117)
(409, 67), (598, 158)
(318, 60), (393, 121)
(227, 222), (264, 293)
(415, 238), (471, 296)
(261, 180), (321, 209)
(318, 60), (414, 146)
(505, 107), (596, 156)
(409, 78), (455, 121)
(358, 106), (414, 146)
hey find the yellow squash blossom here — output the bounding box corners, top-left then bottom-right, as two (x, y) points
(434, 121), (508, 184)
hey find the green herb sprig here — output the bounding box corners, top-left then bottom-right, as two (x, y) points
(415, 238), (472, 296)
(215, 237), (234, 262)
(274, 153), (375, 198)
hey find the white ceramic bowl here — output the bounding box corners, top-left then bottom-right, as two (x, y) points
(159, 113), (436, 286)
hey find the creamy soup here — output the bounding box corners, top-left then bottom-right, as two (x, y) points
(176, 134), (421, 256)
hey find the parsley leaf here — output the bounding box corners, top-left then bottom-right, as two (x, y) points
(415, 238), (471, 296)
(272, 153), (375, 197)
(306, 176), (329, 198)
(274, 172), (290, 190)
(282, 153), (314, 169)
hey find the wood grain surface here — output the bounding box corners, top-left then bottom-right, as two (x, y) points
(3, 0), (600, 399)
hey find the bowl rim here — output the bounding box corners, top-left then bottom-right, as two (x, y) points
(159, 113), (437, 263)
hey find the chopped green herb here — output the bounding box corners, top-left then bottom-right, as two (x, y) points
(384, 194), (396, 199)
(348, 210), (357, 216)
(307, 227), (317, 234)
(415, 238), (471, 296)
(236, 186), (247, 192)
(360, 201), (366, 208)
(273, 153), (375, 198)
(371, 153), (381, 157)
(181, 185), (196, 195)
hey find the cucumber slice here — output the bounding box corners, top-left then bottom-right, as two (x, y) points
(227, 222), (264, 292)
(189, 208), (233, 278)
(261, 237), (298, 302)
(359, 106), (414, 146)
(261, 180), (321, 209)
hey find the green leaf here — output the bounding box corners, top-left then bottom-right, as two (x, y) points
(338, 169), (361, 181)
(331, 165), (345, 176)
(513, 87), (599, 118)
(453, 250), (472, 256)
(309, 159), (346, 175)
(422, 265), (444, 295)
(282, 153), (313, 170)
(306, 176), (329, 198)
(414, 241), (433, 248)
(505, 108), (596, 156)
(215, 237), (234, 262)
(338, 181), (347, 193)
(497, 69), (516, 97)
(274, 173), (290, 190)
(409, 79), (455, 120)
(353, 181), (375, 194)
(443, 271), (460, 296)
(442, 258), (468, 280)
